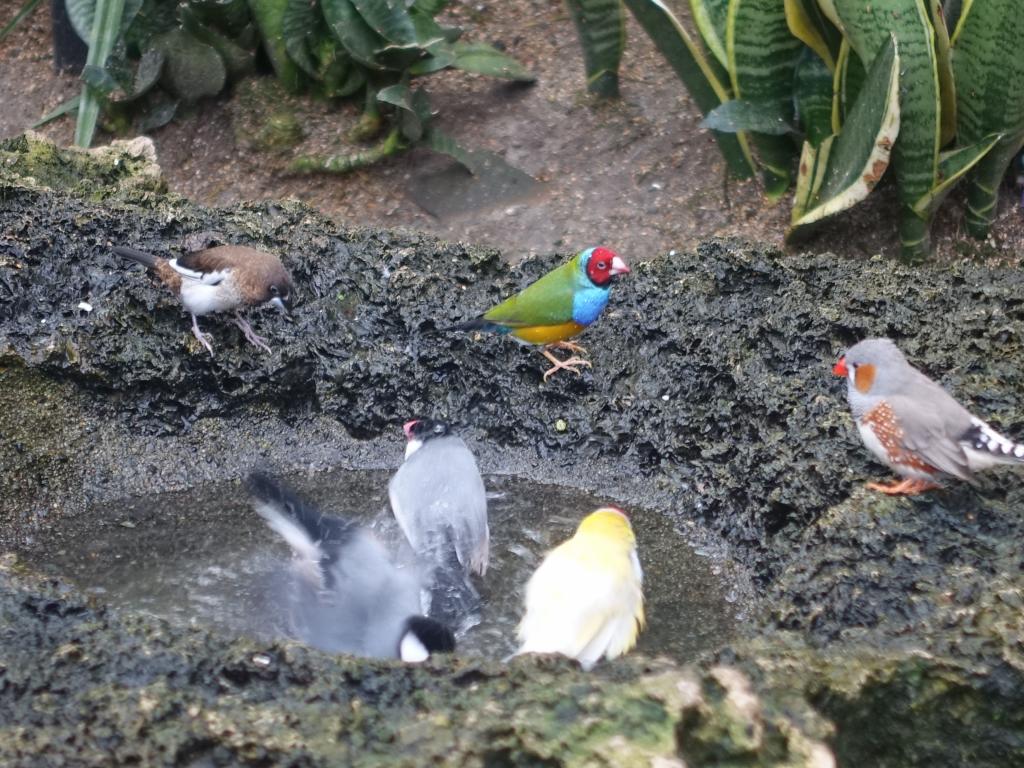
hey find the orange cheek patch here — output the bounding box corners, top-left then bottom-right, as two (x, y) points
(854, 363), (876, 393)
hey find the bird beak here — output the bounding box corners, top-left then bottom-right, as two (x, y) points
(832, 356), (848, 377)
(271, 296), (292, 316)
(403, 420), (419, 440)
(609, 256), (630, 276)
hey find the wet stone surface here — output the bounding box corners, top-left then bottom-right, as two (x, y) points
(19, 472), (737, 664)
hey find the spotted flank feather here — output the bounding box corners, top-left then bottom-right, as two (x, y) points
(963, 419), (1024, 462)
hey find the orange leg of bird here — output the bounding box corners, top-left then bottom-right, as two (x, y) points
(549, 340), (589, 356)
(865, 478), (940, 495)
(540, 346), (592, 381)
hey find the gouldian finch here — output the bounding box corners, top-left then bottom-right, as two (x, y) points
(514, 507), (645, 670)
(453, 247), (630, 381)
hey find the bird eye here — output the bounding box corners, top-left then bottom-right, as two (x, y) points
(597, 261), (607, 270)
(270, 285), (280, 296)
(434, 424), (444, 434)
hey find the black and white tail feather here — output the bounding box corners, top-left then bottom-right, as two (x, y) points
(962, 418), (1024, 470)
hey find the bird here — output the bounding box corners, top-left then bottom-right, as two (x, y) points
(388, 418), (489, 631)
(513, 506), (645, 670)
(833, 337), (1024, 495)
(246, 471), (456, 662)
(112, 244), (293, 355)
(450, 246), (630, 381)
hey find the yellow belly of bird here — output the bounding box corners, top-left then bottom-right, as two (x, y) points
(511, 322), (586, 345)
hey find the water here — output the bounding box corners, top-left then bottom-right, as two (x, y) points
(24, 471), (737, 662)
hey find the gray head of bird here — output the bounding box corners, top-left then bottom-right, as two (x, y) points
(833, 337), (913, 398)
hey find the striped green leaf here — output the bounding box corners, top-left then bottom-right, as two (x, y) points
(794, 47), (833, 147)
(727, 0), (804, 198)
(926, 0), (956, 146)
(689, 0), (728, 68)
(565, 0), (625, 98)
(783, 0), (840, 71)
(952, 0), (1024, 238)
(622, 0), (756, 179)
(912, 133), (1002, 217)
(450, 42), (535, 81)
(789, 35), (899, 231)
(832, 0), (941, 260)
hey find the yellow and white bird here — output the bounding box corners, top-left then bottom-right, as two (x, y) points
(514, 507), (645, 670)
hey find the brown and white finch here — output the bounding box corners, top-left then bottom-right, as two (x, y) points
(113, 244), (293, 355)
(834, 337), (1024, 495)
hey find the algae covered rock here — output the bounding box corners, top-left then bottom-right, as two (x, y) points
(3, 132), (1024, 766)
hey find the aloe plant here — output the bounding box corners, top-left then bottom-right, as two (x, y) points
(568, 0), (1024, 260)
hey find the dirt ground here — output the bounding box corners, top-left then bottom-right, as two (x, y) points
(1, 0), (1022, 263)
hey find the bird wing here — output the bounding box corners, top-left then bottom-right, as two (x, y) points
(173, 245), (274, 282)
(481, 258), (580, 329)
(889, 389), (975, 481)
(388, 436), (489, 575)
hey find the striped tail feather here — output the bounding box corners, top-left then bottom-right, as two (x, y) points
(962, 419), (1024, 469)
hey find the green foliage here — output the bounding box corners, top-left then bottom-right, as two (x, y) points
(60, 0), (533, 169)
(569, 0), (1024, 261)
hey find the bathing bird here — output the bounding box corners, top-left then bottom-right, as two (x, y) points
(834, 337), (1024, 495)
(388, 418), (489, 631)
(514, 507), (645, 670)
(113, 244), (293, 355)
(450, 246), (630, 380)
(247, 471), (455, 661)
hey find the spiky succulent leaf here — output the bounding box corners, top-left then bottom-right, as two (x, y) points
(688, 0), (728, 67)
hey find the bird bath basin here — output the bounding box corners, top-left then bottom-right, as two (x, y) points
(19, 471), (739, 664)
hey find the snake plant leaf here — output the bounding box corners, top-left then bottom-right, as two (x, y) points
(946, 0), (966, 44)
(321, 0), (385, 69)
(952, 0), (1024, 238)
(82, 63), (119, 94)
(413, 0), (449, 12)
(701, 100), (796, 135)
(351, 0), (417, 46)
(789, 35), (900, 231)
(783, 0), (840, 71)
(248, 0), (303, 91)
(727, 0), (804, 198)
(282, 0), (319, 78)
(565, 0), (625, 98)
(422, 127), (485, 174)
(378, 83), (426, 141)
(794, 47), (833, 147)
(622, 0), (756, 179)
(74, 0), (126, 147)
(835, 39), (866, 129)
(1, 0), (43, 44)
(449, 42), (535, 81)
(912, 132), (1002, 217)
(926, 0), (956, 147)
(790, 135), (834, 223)
(831, 0), (941, 260)
(689, 0), (729, 68)
(32, 94), (81, 128)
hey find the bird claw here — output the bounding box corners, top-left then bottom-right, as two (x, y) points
(550, 340), (589, 356)
(234, 315), (273, 354)
(191, 316), (215, 356)
(541, 348), (592, 381)
(865, 478), (940, 496)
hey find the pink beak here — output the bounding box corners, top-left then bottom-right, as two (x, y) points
(610, 255), (630, 275)
(403, 419), (419, 441)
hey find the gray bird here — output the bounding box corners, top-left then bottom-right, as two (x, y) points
(388, 419), (489, 628)
(113, 244), (293, 355)
(833, 337), (1024, 495)
(247, 472), (455, 661)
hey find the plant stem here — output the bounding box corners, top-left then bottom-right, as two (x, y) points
(289, 129), (406, 175)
